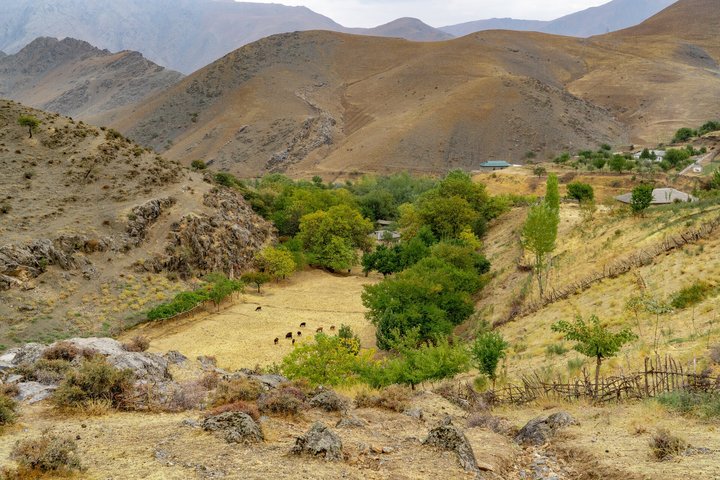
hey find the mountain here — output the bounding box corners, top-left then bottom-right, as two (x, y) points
(352, 18), (454, 42)
(0, 100), (273, 345)
(442, 0), (678, 37)
(111, 0), (719, 178)
(0, 37), (183, 126)
(0, 0), (449, 74)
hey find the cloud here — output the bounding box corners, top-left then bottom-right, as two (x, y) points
(243, 0), (610, 27)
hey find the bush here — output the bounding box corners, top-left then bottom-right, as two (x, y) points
(672, 127), (695, 143)
(354, 385), (411, 412)
(257, 385), (305, 415)
(146, 290), (208, 321)
(0, 394), (18, 426)
(670, 281), (712, 309)
(122, 335), (150, 352)
(212, 377), (263, 406)
(52, 357), (134, 409)
(42, 342), (81, 361)
(8, 433), (83, 475)
(545, 343), (568, 356)
(650, 428), (686, 460)
(15, 359), (72, 384)
(281, 333), (369, 387)
(191, 159), (207, 170)
(207, 401), (260, 421)
(566, 182), (594, 202)
(656, 391), (720, 419)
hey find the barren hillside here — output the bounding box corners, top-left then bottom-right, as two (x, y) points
(113, 0), (719, 178)
(0, 100), (273, 348)
(0, 37), (183, 127)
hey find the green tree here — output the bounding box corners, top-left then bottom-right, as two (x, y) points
(361, 245), (400, 277)
(711, 168), (720, 190)
(533, 166), (547, 177)
(566, 182), (594, 202)
(281, 333), (370, 386)
(544, 174), (560, 211)
(190, 159), (206, 170)
(241, 271), (271, 293)
(18, 115), (41, 138)
(664, 148), (691, 168)
(414, 193), (479, 239)
(551, 315), (637, 396)
(521, 204), (559, 297)
(470, 331), (509, 387)
(672, 127), (695, 143)
(297, 205), (373, 271)
(631, 184), (654, 215)
(205, 273), (244, 311)
(255, 246), (296, 281)
(609, 154), (628, 172)
(698, 120), (720, 136)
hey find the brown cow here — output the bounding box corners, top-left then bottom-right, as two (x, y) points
(292, 339), (296, 345)
(297, 331), (302, 337)
(285, 332), (293, 339)
(300, 322), (306, 328)
(330, 325), (336, 331)
(255, 306), (262, 312)
(274, 337), (279, 345)
(316, 327), (323, 333)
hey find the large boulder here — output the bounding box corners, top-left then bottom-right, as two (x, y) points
(515, 411), (578, 446)
(16, 381), (56, 403)
(309, 390), (348, 412)
(202, 412), (264, 444)
(423, 416), (479, 473)
(291, 422), (344, 462)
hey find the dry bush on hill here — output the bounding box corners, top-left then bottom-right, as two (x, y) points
(258, 384), (306, 416)
(355, 385), (412, 412)
(212, 377), (263, 406)
(650, 428), (687, 460)
(3, 433), (83, 477)
(207, 401), (260, 421)
(122, 335), (150, 352)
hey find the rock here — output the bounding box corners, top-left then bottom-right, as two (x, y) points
(197, 355), (217, 370)
(309, 390), (348, 412)
(16, 381), (56, 403)
(181, 419), (201, 428)
(382, 447), (394, 454)
(336, 415), (367, 429)
(164, 351), (188, 365)
(202, 412), (264, 444)
(5, 374), (22, 384)
(423, 417), (479, 473)
(404, 408), (424, 420)
(251, 374), (287, 389)
(515, 411), (578, 446)
(291, 422), (344, 462)
(2, 343), (47, 365)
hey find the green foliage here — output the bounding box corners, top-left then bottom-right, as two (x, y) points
(656, 391), (720, 419)
(17, 115), (41, 138)
(204, 273), (244, 308)
(664, 148), (691, 169)
(362, 245), (401, 277)
(631, 184), (654, 215)
(609, 154), (628, 172)
(698, 120), (720, 136)
(640, 148), (657, 160)
(544, 174), (560, 211)
(255, 246), (296, 280)
(672, 127), (696, 143)
(711, 168), (720, 190)
(670, 281), (712, 309)
(337, 324), (361, 355)
(470, 331), (508, 382)
(0, 394), (17, 426)
(52, 357), (134, 409)
(241, 271), (271, 293)
(214, 172), (241, 188)
(545, 343), (569, 356)
(521, 204), (559, 295)
(533, 166), (547, 177)
(147, 290), (208, 321)
(281, 333), (369, 386)
(190, 159), (207, 170)
(566, 182), (594, 202)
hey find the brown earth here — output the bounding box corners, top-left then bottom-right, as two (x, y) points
(111, 0), (719, 178)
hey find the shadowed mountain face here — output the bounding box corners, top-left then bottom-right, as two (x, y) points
(442, 0), (678, 37)
(0, 37), (183, 126)
(110, 0), (719, 178)
(0, 0), (450, 74)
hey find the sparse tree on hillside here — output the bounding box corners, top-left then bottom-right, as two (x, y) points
(241, 271), (271, 294)
(544, 174), (560, 211)
(533, 166), (547, 177)
(17, 115), (40, 138)
(631, 184), (654, 215)
(255, 246), (296, 281)
(552, 315), (637, 397)
(566, 182), (594, 203)
(521, 204), (559, 297)
(470, 331), (509, 388)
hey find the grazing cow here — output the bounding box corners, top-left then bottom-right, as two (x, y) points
(285, 332), (293, 339)
(316, 327), (323, 333)
(297, 331), (302, 337)
(300, 322), (306, 328)
(330, 325), (336, 331)
(274, 337), (279, 345)
(292, 339), (296, 345)
(255, 306), (262, 312)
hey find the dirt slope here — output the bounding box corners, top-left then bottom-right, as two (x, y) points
(113, 0), (719, 178)
(0, 100), (273, 348)
(0, 37), (183, 127)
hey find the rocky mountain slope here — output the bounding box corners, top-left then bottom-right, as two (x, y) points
(112, 0), (719, 177)
(0, 37), (183, 126)
(442, 0), (677, 37)
(0, 0), (450, 74)
(0, 100), (273, 347)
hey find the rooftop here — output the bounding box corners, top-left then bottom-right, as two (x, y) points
(615, 188), (698, 205)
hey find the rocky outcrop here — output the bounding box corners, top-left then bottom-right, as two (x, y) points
(157, 188), (274, 278)
(423, 417), (479, 474)
(309, 390), (348, 412)
(203, 412), (264, 444)
(515, 412), (578, 446)
(126, 197), (176, 244)
(291, 422), (344, 462)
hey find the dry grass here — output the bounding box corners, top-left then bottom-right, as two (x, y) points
(126, 270), (380, 369)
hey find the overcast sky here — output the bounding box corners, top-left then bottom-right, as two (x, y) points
(244, 1), (612, 27)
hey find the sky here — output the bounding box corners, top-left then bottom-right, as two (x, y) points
(241, 0), (612, 28)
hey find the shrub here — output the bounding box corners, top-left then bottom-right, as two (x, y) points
(670, 281), (712, 309)
(122, 335), (150, 352)
(566, 182), (594, 202)
(146, 290), (208, 320)
(0, 394), (18, 426)
(212, 377), (263, 406)
(257, 385), (305, 416)
(42, 342), (80, 361)
(281, 333), (369, 387)
(15, 359), (72, 384)
(52, 357), (134, 409)
(164, 381), (208, 412)
(190, 159), (207, 170)
(649, 428), (686, 460)
(471, 331), (509, 386)
(672, 127), (695, 143)
(545, 343), (568, 356)
(8, 433), (83, 474)
(355, 385), (411, 412)
(207, 401), (260, 421)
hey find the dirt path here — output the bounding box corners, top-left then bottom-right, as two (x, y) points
(127, 270), (381, 370)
